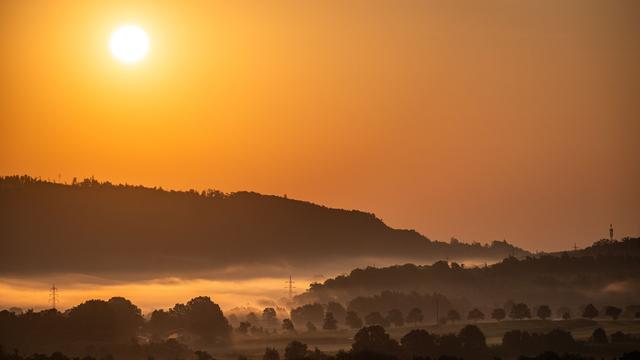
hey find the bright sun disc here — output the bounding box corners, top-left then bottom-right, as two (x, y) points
(110, 25), (150, 64)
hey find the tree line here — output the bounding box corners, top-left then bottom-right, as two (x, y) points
(228, 299), (637, 336)
(4, 325), (640, 360)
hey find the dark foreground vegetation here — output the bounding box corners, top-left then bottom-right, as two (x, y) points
(2, 323), (640, 360)
(2, 295), (640, 360)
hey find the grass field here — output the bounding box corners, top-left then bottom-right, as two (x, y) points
(207, 319), (640, 359)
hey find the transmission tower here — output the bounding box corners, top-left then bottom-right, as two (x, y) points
(285, 275), (296, 299)
(49, 284), (59, 310)
(609, 224), (614, 241)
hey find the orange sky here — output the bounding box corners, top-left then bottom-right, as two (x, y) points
(1, 0), (639, 252)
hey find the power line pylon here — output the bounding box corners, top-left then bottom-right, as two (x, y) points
(49, 284), (58, 310)
(285, 275), (296, 299)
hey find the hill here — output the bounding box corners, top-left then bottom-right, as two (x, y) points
(294, 251), (640, 308)
(0, 175), (529, 278)
(554, 237), (640, 258)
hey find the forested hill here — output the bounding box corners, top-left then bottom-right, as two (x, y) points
(0, 176), (528, 277)
(294, 250), (640, 308)
(556, 237), (640, 257)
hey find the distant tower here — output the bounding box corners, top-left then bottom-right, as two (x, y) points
(286, 276), (295, 299)
(609, 224), (614, 241)
(49, 284), (58, 310)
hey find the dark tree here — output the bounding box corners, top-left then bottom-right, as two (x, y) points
(345, 311), (363, 329)
(365, 312), (387, 327)
(238, 321), (251, 335)
(323, 312), (338, 330)
(537, 305), (552, 320)
(291, 303), (324, 327)
(352, 325), (401, 357)
(247, 312), (260, 323)
(491, 308), (505, 321)
(438, 333), (462, 357)
(105, 297), (144, 342)
(306, 321), (317, 332)
(467, 308), (484, 321)
(562, 312), (571, 320)
(282, 318), (295, 333)
(502, 330), (526, 351)
(67, 299), (117, 342)
(285, 340), (308, 360)
(406, 308), (424, 324)
(327, 302), (347, 324)
(447, 309), (461, 323)
(386, 309), (404, 327)
(181, 296), (231, 344)
(195, 350), (215, 360)
(400, 329), (436, 358)
(582, 304), (599, 319)
(458, 324), (487, 353)
(263, 307), (278, 327)
(509, 303), (531, 320)
(545, 328), (576, 352)
(605, 306), (622, 320)
(611, 331), (632, 343)
(263, 347), (280, 360)
(149, 309), (173, 340)
(591, 328), (608, 344)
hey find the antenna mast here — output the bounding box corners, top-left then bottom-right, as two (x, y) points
(285, 275), (295, 299)
(49, 284), (58, 310)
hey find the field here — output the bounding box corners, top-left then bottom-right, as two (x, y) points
(207, 319), (640, 359)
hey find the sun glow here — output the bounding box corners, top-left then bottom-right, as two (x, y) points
(109, 25), (150, 64)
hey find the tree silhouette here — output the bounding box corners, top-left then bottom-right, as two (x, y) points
(180, 296), (231, 344)
(247, 312), (260, 323)
(345, 311), (363, 329)
(438, 333), (462, 357)
(67, 299), (118, 342)
(365, 312), (388, 327)
(263, 307), (278, 327)
(327, 302), (346, 324)
(406, 308), (423, 324)
(284, 341), (308, 360)
(238, 321), (251, 335)
(458, 324), (487, 354)
(322, 312), (337, 330)
(591, 328), (608, 344)
(536, 305), (551, 320)
(467, 308), (484, 322)
(149, 309), (173, 340)
(491, 308), (505, 321)
(282, 318), (295, 333)
(290, 303), (324, 327)
(509, 303), (531, 320)
(400, 329), (436, 358)
(263, 347), (280, 360)
(306, 321), (317, 332)
(447, 309), (461, 323)
(352, 325), (401, 356)
(582, 304), (599, 319)
(385, 309), (404, 327)
(605, 306), (622, 320)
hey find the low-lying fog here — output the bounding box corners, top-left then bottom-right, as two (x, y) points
(0, 255), (496, 313)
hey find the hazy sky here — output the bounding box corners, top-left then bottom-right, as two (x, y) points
(1, 0), (639, 252)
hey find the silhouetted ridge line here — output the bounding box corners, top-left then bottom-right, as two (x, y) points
(1, 175), (529, 277)
(294, 251), (640, 308)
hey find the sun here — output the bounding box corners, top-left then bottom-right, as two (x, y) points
(109, 25), (150, 64)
